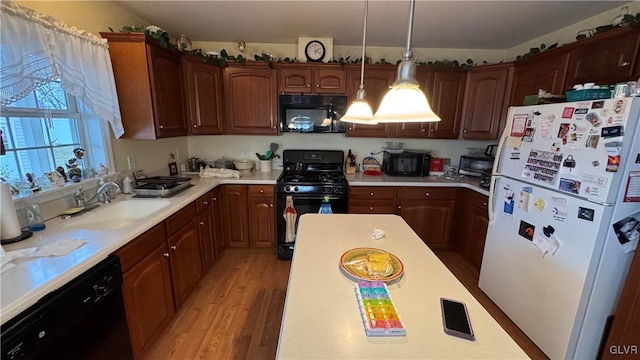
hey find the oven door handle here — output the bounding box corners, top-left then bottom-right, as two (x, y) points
(278, 195), (346, 201)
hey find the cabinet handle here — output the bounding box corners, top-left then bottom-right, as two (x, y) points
(260, 189), (264, 193)
(397, 205), (402, 209)
(370, 192), (374, 196)
(430, 128), (434, 132)
(316, 84), (319, 88)
(212, 197), (217, 201)
(200, 221), (205, 225)
(620, 61), (630, 67)
(163, 252), (170, 258)
(270, 203), (273, 207)
(369, 206), (374, 211)
(307, 84), (311, 87)
(483, 202), (488, 206)
(159, 125), (164, 129)
(171, 245), (177, 251)
(203, 201), (209, 205)
(421, 128), (426, 132)
(425, 192), (430, 197)
(193, 124), (197, 128)
(463, 129), (468, 133)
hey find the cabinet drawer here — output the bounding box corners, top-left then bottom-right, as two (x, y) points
(349, 200), (396, 214)
(117, 223), (166, 273)
(195, 192), (211, 214)
(249, 185), (274, 197)
(397, 187), (456, 200)
(350, 186), (396, 200)
(165, 203), (196, 237)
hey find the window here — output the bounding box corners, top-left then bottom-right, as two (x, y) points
(0, 81), (113, 192)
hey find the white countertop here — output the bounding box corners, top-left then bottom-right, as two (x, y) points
(0, 172), (487, 325)
(277, 214), (528, 359)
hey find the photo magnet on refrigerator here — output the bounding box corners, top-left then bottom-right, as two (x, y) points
(503, 186), (515, 218)
(518, 220), (535, 241)
(577, 207), (595, 221)
(612, 210), (640, 253)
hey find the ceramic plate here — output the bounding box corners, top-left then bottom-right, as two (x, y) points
(339, 247), (404, 282)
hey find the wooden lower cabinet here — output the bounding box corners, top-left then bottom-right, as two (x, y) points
(395, 187), (456, 250)
(167, 218), (202, 308)
(118, 224), (174, 360)
(348, 186), (396, 214)
(248, 185), (276, 248)
(196, 192), (215, 272)
(453, 189), (489, 269)
(221, 185), (250, 247)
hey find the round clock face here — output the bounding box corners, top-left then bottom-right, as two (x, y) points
(305, 40), (325, 62)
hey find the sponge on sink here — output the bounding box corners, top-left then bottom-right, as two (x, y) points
(58, 207), (84, 216)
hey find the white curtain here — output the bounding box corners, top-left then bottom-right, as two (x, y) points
(0, 3), (125, 138)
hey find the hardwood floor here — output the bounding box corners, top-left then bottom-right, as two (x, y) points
(143, 248), (547, 360)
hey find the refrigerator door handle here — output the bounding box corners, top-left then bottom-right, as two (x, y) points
(492, 119), (511, 176)
(488, 175), (499, 223)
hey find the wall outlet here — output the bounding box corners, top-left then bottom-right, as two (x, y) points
(127, 155), (137, 170)
(175, 148), (181, 160)
(242, 147), (249, 158)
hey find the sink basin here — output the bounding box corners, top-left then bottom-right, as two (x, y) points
(61, 200), (171, 230)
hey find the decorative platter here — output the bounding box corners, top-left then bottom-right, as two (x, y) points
(339, 247), (404, 282)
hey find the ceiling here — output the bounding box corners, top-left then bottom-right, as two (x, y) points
(114, 1), (627, 49)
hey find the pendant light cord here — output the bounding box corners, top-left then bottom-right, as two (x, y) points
(403, 0), (415, 60)
(358, 0), (368, 91)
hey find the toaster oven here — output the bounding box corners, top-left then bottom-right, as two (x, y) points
(458, 155), (494, 177)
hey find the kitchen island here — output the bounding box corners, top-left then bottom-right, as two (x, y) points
(277, 214), (528, 359)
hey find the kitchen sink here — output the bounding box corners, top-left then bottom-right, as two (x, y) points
(61, 200), (171, 230)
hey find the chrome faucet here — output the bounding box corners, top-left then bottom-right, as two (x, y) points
(87, 181), (122, 204)
(74, 186), (85, 207)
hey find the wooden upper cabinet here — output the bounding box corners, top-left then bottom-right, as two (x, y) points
(461, 63), (514, 140)
(100, 32), (187, 139)
(511, 49), (570, 106)
(224, 63), (278, 135)
(278, 64), (346, 94)
(182, 55), (225, 135)
(345, 64), (397, 137)
(566, 26), (640, 88)
(426, 67), (465, 139)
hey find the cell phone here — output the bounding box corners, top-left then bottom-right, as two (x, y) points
(440, 297), (475, 341)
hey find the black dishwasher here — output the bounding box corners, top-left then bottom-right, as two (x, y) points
(1, 255), (133, 360)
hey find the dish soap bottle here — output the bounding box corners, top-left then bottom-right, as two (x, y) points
(122, 176), (133, 194)
(24, 190), (45, 231)
(319, 196), (333, 214)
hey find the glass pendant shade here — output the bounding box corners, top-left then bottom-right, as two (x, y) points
(342, 99), (375, 124)
(371, 0), (440, 123)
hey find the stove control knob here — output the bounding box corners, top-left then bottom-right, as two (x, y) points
(323, 186), (332, 194)
(334, 187), (342, 194)
(294, 186), (299, 192)
(285, 186), (291, 192)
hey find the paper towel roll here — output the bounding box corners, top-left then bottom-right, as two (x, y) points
(1, 183), (21, 240)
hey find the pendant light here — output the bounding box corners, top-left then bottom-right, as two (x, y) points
(341, 0), (375, 124)
(372, 0), (440, 123)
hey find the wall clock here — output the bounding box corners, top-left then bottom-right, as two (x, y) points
(297, 37), (333, 63)
(305, 40), (325, 62)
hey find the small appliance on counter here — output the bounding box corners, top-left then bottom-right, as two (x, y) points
(458, 145), (496, 177)
(479, 170), (491, 189)
(381, 150), (431, 177)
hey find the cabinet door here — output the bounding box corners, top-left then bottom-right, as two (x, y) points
(198, 205), (215, 273)
(122, 243), (174, 360)
(224, 65), (278, 134)
(211, 187), (224, 256)
(168, 219), (202, 308)
(430, 69), (465, 139)
(465, 199), (489, 269)
(511, 50), (570, 106)
(249, 196), (275, 247)
(396, 188), (456, 250)
(182, 56), (225, 135)
(148, 45), (188, 138)
(461, 63), (513, 140)
(349, 186), (396, 213)
(314, 68), (346, 94)
(279, 68), (313, 93)
(221, 185), (249, 247)
(345, 66), (396, 137)
(566, 27), (640, 87)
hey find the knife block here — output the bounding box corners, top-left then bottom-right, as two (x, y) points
(345, 159), (356, 174)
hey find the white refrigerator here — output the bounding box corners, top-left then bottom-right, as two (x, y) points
(479, 97), (640, 359)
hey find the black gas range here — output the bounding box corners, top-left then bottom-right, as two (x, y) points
(276, 150), (349, 259)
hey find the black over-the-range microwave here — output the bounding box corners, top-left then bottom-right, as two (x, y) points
(279, 95), (347, 133)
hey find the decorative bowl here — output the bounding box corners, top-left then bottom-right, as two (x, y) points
(233, 159), (255, 174)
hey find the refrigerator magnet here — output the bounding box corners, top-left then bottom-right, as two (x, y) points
(574, 107), (588, 116)
(518, 220), (535, 241)
(591, 100), (605, 109)
(577, 207), (595, 221)
(522, 127), (536, 142)
(534, 197), (545, 212)
(562, 107), (574, 119)
(601, 125), (624, 139)
(551, 197), (568, 222)
(612, 211), (640, 253)
(585, 112), (602, 127)
(517, 191), (530, 212)
(623, 171), (640, 202)
(503, 187), (515, 218)
(510, 114), (528, 137)
(559, 178), (581, 194)
(613, 98), (626, 114)
(585, 135), (600, 149)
